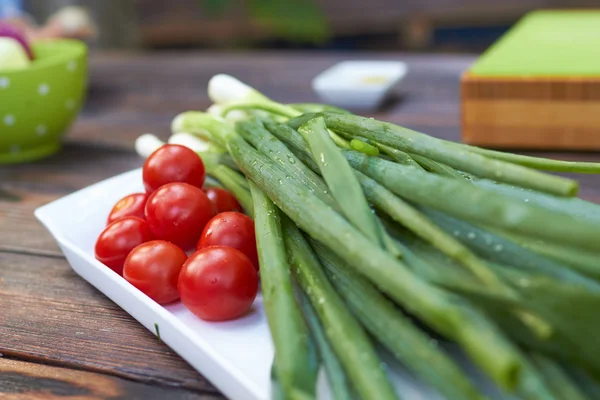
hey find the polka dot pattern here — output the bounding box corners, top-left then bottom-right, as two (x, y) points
(36, 125), (47, 136)
(38, 83), (50, 96)
(4, 114), (15, 126)
(1, 39), (87, 163)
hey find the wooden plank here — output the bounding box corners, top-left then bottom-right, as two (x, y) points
(0, 144), (143, 255)
(0, 251), (217, 393)
(1, 144), (142, 194)
(461, 72), (600, 149)
(463, 101), (600, 128)
(0, 358), (216, 400)
(462, 99), (600, 149)
(462, 74), (600, 101)
(0, 190), (61, 256)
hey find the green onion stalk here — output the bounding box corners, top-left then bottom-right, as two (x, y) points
(250, 182), (318, 397)
(283, 217), (398, 400)
(177, 112), (523, 392)
(341, 149), (600, 252)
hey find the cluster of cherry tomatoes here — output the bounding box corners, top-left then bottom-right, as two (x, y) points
(94, 144), (259, 321)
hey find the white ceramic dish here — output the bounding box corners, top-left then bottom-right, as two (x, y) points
(311, 61), (407, 110)
(35, 168), (509, 400)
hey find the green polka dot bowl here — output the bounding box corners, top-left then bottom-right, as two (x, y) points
(0, 39), (88, 164)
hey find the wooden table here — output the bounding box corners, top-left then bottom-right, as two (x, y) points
(2, 51), (600, 399)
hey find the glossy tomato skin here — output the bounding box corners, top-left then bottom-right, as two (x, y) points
(197, 212), (259, 271)
(107, 192), (148, 224)
(123, 240), (187, 304)
(204, 187), (242, 214)
(143, 144), (206, 193)
(94, 217), (154, 275)
(145, 182), (215, 250)
(178, 246), (258, 321)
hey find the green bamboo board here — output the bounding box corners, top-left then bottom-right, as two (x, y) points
(469, 10), (600, 77)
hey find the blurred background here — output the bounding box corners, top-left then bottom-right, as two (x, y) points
(3, 0), (598, 53)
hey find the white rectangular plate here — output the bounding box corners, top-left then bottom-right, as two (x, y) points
(35, 168), (512, 400)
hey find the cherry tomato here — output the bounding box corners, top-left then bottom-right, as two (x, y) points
(123, 240), (187, 304)
(143, 144), (206, 193)
(178, 246), (258, 321)
(94, 217), (154, 275)
(197, 212), (259, 271)
(107, 193), (148, 225)
(204, 187), (242, 214)
(145, 182), (215, 249)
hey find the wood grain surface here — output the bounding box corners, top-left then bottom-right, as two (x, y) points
(0, 358), (212, 400)
(2, 51), (600, 399)
(0, 251), (217, 393)
(461, 72), (600, 149)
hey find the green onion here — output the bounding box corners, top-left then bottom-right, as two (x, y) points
(531, 353), (591, 400)
(206, 164), (253, 215)
(381, 230), (567, 400)
(250, 182), (317, 396)
(420, 208), (600, 289)
(175, 87), (600, 399)
(486, 228), (600, 281)
(287, 112), (325, 130)
(197, 150), (240, 172)
(567, 368), (600, 399)
(296, 291), (356, 400)
(472, 179), (600, 224)
(334, 128), (463, 178)
(342, 149), (600, 251)
(284, 218), (397, 400)
(288, 103), (351, 115)
(324, 113), (578, 196)
(219, 128), (521, 390)
(298, 116), (383, 247)
(249, 118), (400, 258)
(222, 100), (301, 119)
(265, 120), (312, 156)
(464, 146), (600, 174)
(379, 145), (422, 167)
(350, 138), (380, 156)
(312, 240), (485, 400)
(517, 358), (562, 400)
(236, 118), (335, 208)
(328, 131), (352, 149)
(171, 111), (229, 148)
(410, 154), (465, 179)
(265, 123), (475, 268)
(355, 170), (505, 289)
(445, 267), (600, 377)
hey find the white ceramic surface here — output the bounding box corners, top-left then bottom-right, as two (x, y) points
(312, 61), (407, 110)
(35, 168), (512, 400)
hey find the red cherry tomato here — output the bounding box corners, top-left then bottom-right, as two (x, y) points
(107, 193), (148, 225)
(178, 246), (258, 321)
(204, 187), (242, 214)
(143, 144), (206, 193)
(197, 212), (259, 271)
(145, 182), (215, 249)
(123, 240), (187, 304)
(94, 217), (154, 275)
